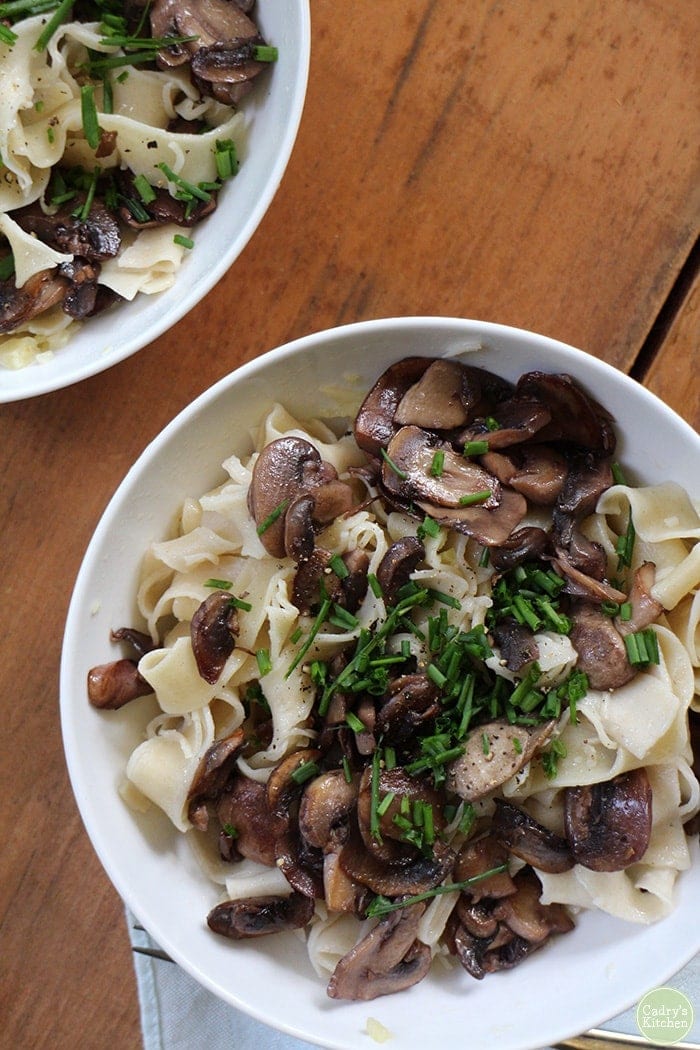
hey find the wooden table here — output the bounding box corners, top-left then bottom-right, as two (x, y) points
(1, 2), (698, 1047)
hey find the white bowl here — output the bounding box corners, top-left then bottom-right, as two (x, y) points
(0, 3), (310, 404)
(61, 317), (700, 1050)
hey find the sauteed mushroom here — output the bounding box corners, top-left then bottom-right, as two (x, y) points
(564, 768), (653, 871)
(328, 903), (431, 1001)
(207, 892), (315, 939)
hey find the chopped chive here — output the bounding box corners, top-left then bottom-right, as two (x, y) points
(214, 138), (239, 180)
(256, 498), (289, 536)
(0, 254), (15, 281)
(512, 736), (523, 754)
(384, 746), (397, 771)
(133, 173), (156, 204)
(463, 439), (489, 457)
(376, 792), (395, 817)
(290, 626), (303, 644)
(329, 554), (349, 579)
(478, 546), (491, 567)
(345, 712), (366, 733)
(380, 447), (408, 480)
(0, 23), (18, 45)
(624, 628), (660, 667)
(34, 0), (73, 51)
(485, 417), (500, 431)
(611, 462), (627, 485)
(427, 663), (447, 688)
(342, 756), (353, 784)
(285, 597), (332, 678)
(369, 747), (383, 841)
(222, 822), (238, 838)
(157, 161), (212, 202)
(174, 234), (194, 249)
(481, 731), (490, 756)
(255, 648), (272, 677)
(616, 514), (636, 570)
(619, 602), (632, 622)
(430, 450), (445, 477)
(80, 84), (101, 150)
(204, 578), (232, 590)
(458, 489), (491, 507)
(291, 759), (320, 785)
(368, 573), (383, 599)
(601, 600), (620, 618)
(253, 44), (278, 62)
(417, 514), (440, 540)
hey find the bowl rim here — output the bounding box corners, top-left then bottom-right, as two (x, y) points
(60, 315), (700, 1050)
(0, 1), (312, 404)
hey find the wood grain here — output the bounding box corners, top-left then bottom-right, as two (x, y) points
(0, 2), (698, 1048)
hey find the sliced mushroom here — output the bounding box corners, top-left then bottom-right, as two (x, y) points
(492, 867), (574, 941)
(491, 799), (574, 873)
(266, 748), (322, 819)
(339, 824), (455, 896)
(13, 199), (121, 261)
(187, 727), (246, 830)
(190, 591), (239, 684)
(488, 526), (549, 571)
(216, 772), (281, 866)
(515, 372), (616, 454)
(275, 824), (325, 899)
(118, 169), (216, 229)
(394, 358), (476, 429)
(353, 357), (435, 458)
(87, 658), (152, 709)
(481, 444), (568, 505)
(327, 902), (431, 1001)
(109, 626), (156, 657)
(446, 720), (556, 802)
(382, 426), (501, 509)
(207, 891), (315, 939)
(452, 835), (516, 902)
(356, 765), (446, 863)
(247, 437), (346, 558)
(556, 455), (614, 518)
(564, 767), (653, 871)
(568, 601), (635, 689)
(298, 769), (358, 850)
(375, 673), (440, 744)
(458, 397), (551, 450)
(416, 489), (527, 547)
(491, 618), (540, 673)
(616, 562), (663, 635)
(375, 536), (425, 605)
(0, 268), (70, 333)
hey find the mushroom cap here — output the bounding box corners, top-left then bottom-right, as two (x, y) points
(446, 720), (556, 802)
(564, 767), (653, 871)
(207, 891), (315, 939)
(190, 590), (239, 684)
(492, 799), (574, 873)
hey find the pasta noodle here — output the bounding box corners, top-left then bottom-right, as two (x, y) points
(90, 361), (700, 1001)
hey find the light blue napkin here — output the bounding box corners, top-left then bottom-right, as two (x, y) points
(128, 911), (699, 1049)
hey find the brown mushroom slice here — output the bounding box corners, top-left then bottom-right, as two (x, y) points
(375, 536), (425, 605)
(453, 835), (516, 902)
(339, 549), (370, 613)
(416, 489), (527, 547)
(110, 626), (156, 657)
(482, 445), (569, 505)
(353, 357), (435, 458)
(616, 562), (663, 635)
(118, 169), (216, 229)
(186, 727), (246, 830)
(150, 0), (260, 66)
(190, 37), (267, 89)
(564, 767), (653, 872)
(515, 372), (616, 454)
(488, 527), (549, 571)
(0, 268), (70, 333)
(446, 720), (557, 802)
(568, 601), (635, 690)
(491, 618), (539, 674)
(207, 891), (315, 939)
(493, 867), (574, 941)
(455, 897), (499, 939)
(298, 769), (359, 850)
(275, 825), (325, 899)
(556, 456), (614, 518)
(327, 902), (431, 1001)
(216, 773), (281, 866)
(339, 825), (455, 896)
(190, 591), (239, 684)
(266, 748), (322, 819)
(87, 658), (153, 709)
(394, 358), (476, 429)
(375, 674), (440, 745)
(13, 199), (121, 261)
(247, 437), (340, 558)
(356, 766), (446, 863)
(322, 848), (367, 914)
(492, 799), (574, 873)
(382, 426), (501, 509)
(458, 398), (552, 451)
